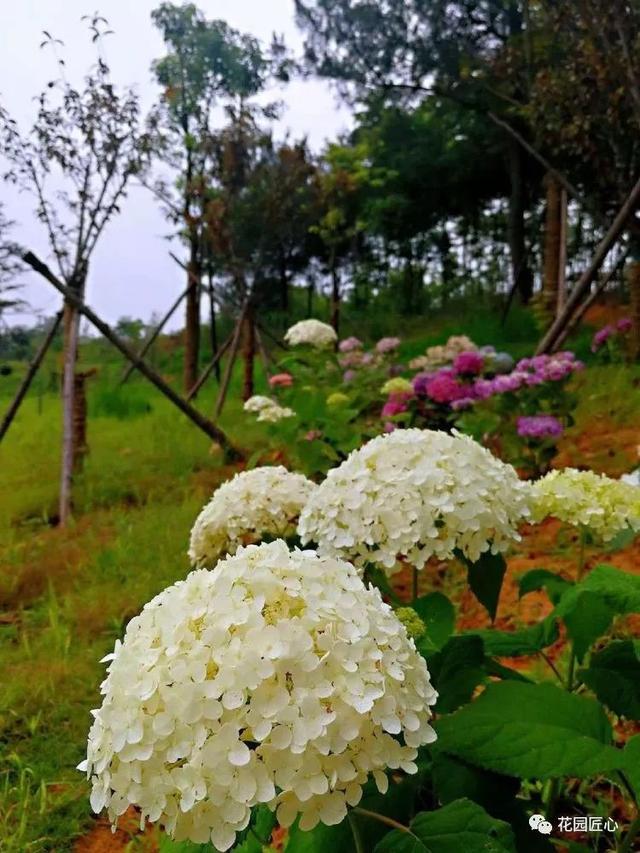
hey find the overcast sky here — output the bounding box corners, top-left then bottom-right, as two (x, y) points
(1, 0), (351, 329)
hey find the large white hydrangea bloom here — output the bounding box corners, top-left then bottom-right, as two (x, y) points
(80, 541), (437, 851)
(284, 319), (338, 349)
(530, 468), (640, 541)
(298, 428), (530, 574)
(188, 467), (315, 567)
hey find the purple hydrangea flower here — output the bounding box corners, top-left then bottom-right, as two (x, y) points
(591, 325), (614, 352)
(516, 415), (564, 440)
(339, 336), (363, 353)
(617, 317), (633, 333)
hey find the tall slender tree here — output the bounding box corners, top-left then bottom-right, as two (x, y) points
(150, 3), (266, 392)
(0, 18), (149, 524)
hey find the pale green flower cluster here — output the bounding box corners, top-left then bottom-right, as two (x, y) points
(189, 467), (315, 567)
(81, 541), (437, 851)
(285, 319), (338, 349)
(529, 468), (640, 541)
(381, 377), (413, 396)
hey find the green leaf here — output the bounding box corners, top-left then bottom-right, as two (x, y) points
(413, 592), (455, 653)
(427, 636), (486, 713)
(374, 798), (516, 853)
(557, 591), (616, 661)
(550, 565), (640, 661)
(519, 569), (574, 604)
(622, 736), (640, 799)
(458, 551), (507, 622)
(431, 755), (552, 853)
(571, 564), (640, 613)
(579, 641), (640, 718)
(482, 658), (532, 683)
(603, 526), (637, 552)
(466, 616), (558, 657)
(435, 681), (623, 780)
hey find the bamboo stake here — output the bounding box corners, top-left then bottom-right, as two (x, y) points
(120, 284), (189, 384)
(214, 302), (247, 420)
(22, 251), (240, 458)
(0, 310), (63, 442)
(554, 247), (631, 349)
(186, 332), (233, 402)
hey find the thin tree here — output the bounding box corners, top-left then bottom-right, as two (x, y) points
(0, 18), (150, 525)
(150, 2), (266, 392)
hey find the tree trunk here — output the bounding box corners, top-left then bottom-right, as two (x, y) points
(72, 371), (91, 472)
(207, 268), (220, 383)
(59, 270), (86, 526)
(184, 248), (201, 393)
(629, 258), (640, 360)
(279, 249), (289, 317)
(507, 137), (533, 303)
(557, 188), (568, 315)
(242, 303), (256, 401)
(183, 144), (200, 393)
(330, 250), (340, 335)
(541, 173), (563, 324)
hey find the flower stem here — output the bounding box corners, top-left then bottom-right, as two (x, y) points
(353, 806), (412, 834)
(347, 812), (365, 853)
(566, 526), (588, 691)
(412, 567), (419, 602)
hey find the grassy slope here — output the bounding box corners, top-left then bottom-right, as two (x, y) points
(0, 304), (632, 851)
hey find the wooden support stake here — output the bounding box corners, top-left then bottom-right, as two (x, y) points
(121, 284), (189, 384)
(22, 251), (241, 458)
(186, 332), (233, 402)
(255, 327), (273, 380)
(214, 303), (247, 420)
(537, 176), (640, 353)
(0, 310), (63, 442)
(554, 247), (631, 349)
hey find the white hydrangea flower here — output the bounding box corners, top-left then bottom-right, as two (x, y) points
(81, 541), (437, 851)
(244, 395), (278, 414)
(243, 395), (295, 423)
(188, 467), (315, 567)
(284, 319), (338, 349)
(298, 428), (530, 574)
(530, 468), (640, 541)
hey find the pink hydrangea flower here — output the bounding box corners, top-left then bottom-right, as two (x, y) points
(617, 317), (633, 333)
(268, 372), (293, 388)
(376, 336), (401, 354)
(381, 392), (412, 418)
(425, 369), (468, 404)
(339, 336), (363, 352)
(453, 351), (484, 376)
(591, 325), (614, 352)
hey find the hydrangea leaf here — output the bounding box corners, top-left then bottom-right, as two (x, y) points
(374, 798), (516, 853)
(458, 551), (507, 622)
(556, 591), (616, 661)
(413, 592), (455, 653)
(426, 636), (486, 713)
(518, 569), (574, 604)
(623, 736), (640, 799)
(431, 755), (553, 853)
(465, 615), (558, 657)
(579, 641), (640, 719)
(435, 681), (623, 780)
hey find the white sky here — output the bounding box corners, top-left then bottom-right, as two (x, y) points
(1, 0), (351, 329)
